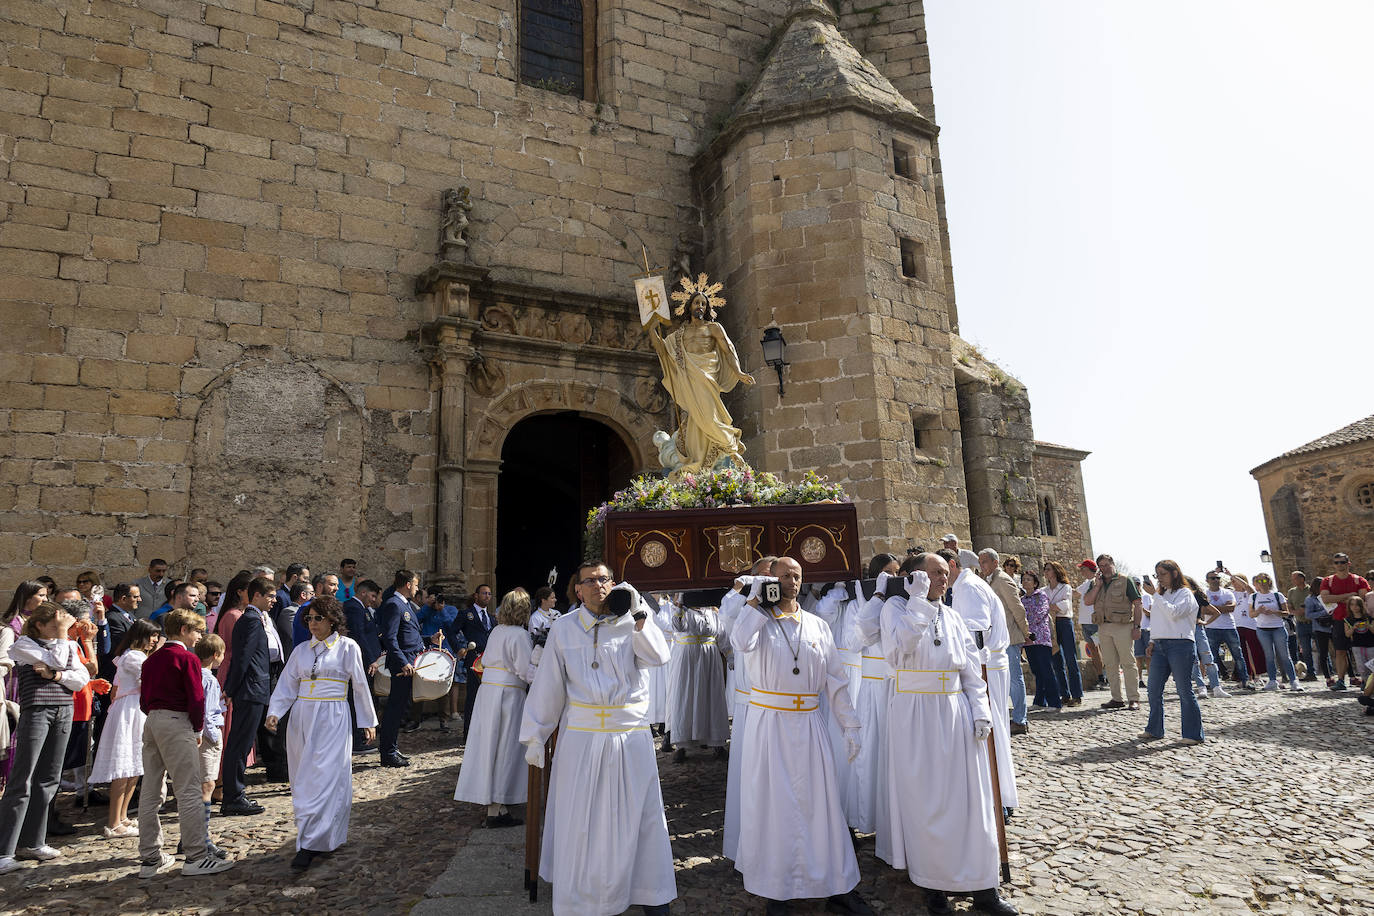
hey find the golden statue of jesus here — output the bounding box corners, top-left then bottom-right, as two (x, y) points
(647, 276), (754, 475)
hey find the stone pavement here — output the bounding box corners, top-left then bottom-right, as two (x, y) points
(3, 688), (1371, 914)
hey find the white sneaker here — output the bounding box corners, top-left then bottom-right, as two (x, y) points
(0, 856), (24, 875)
(1290, 684), (1306, 693)
(1210, 686), (1231, 698)
(182, 854), (234, 876)
(139, 852), (176, 879)
(1263, 680), (1279, 691)
(16, 845), (61, 861)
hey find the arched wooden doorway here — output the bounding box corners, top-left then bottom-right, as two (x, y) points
(494, 412), (635, 601)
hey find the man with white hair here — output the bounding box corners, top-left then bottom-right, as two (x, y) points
(940, 534), (959, 551)
(938, 548), (1018, 814)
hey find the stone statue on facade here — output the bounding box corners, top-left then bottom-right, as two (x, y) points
(440, 187), (472, 257)
(646, 273), (754, 476)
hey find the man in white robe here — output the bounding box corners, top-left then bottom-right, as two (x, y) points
(666, 592), (729, 760)
(882, 554), (1018, 916)
(730, 557), (874, 916)
(717, 556), (775, 861)
(942, 548), (1019, 813)
(519, 561), (676, 916)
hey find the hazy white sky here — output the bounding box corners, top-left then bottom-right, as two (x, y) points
(924, 1), (1374, 580)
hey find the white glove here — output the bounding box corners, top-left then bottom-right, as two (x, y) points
(733, 574), (760, 592)
(843, 727), (862, 762)
(525, 741), (545, 768)
(746, 577), (779, 603)
(973, 719), (992, 742)
(875, 571), (893, 595)
(530, 645), (544, 667)
(904, 570), (931, 598)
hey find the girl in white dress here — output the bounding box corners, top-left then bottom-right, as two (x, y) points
(90, 619), (162, 838)
(264, 596), (376, 870)
(454, 587), (533, 827)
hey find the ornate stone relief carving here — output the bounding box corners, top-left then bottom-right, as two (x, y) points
(477, 301), (646, 351)
(468, 352), (505, 397)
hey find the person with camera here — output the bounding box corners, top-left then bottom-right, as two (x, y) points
(518, 561), (675, 915)
(1139, 562), (1205, 744)
(881, 553), (1017, 916)
(730, 557), (873, 916)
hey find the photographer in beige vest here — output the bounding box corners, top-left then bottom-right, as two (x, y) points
(1084, 555), (1144, 709)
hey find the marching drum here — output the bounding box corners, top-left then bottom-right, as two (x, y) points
(374, 648), (456, 701)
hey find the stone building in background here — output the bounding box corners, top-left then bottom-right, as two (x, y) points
(1032, 440), (1093, 575)
(1251, 414), (1374, 580)
(0, 0), (1090, 598)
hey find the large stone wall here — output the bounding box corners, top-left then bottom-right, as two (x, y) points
(1253, 445), (1374, 580)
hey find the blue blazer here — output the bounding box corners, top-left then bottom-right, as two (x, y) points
(343, 596), (383, 666)
(224, 606), (272, 704)
(377, 594), (425, 676)
(456, 604), (494, 671)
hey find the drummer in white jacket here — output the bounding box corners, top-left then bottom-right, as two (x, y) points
(454, 587), (534, 826)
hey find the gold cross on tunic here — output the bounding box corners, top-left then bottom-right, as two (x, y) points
(791, 695), (806, 711)
(937, 671), (952, 692)
(594, 708), (611, 728)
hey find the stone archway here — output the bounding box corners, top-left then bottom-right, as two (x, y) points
(461, 378), (660, 589)
(187, 359), (367, 576)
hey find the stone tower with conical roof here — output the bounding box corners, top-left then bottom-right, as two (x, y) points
(695, 0), (1013, 551)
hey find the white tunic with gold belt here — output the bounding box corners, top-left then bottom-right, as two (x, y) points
(731, 603), (861, 901)
(518, 603), (676, 915)
(881, 592), (998, 892)
(267, 633), (377, 852)
(454, 624), (532, 806)
(666, 603), (729, 746)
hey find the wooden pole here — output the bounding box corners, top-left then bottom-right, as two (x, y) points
(981, 662), (1012, 885)
(524, 732), (557, 902)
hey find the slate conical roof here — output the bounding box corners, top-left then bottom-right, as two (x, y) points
(702, 0), (935, 160)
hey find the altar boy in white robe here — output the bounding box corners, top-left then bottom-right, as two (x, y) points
(518, 560), (676, 916)
(666, 591), (729, 761)
(882, 554), (1018, 916)
(731, 557), (874, 916)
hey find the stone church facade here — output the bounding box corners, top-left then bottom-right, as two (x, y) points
(0, 0), (1089, 596)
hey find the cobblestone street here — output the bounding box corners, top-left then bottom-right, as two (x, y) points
(2, 687), (1371, 915)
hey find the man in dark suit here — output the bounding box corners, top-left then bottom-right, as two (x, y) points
(344, 579), (384, 753)
(221, 576), (275, 815)
(99, 583), (142, 681)
(376, 570), (425, 767)
(456, 583), (494, 741)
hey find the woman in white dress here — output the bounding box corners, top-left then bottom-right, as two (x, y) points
(90, 619), (162, 838)
(264, 595), (376, 870)
(455, 587), (533, 827)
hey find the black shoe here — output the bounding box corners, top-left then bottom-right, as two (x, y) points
(486, 813), (523, 828)
(1357, 695), (1373, 707)
(924, 890), (953, 915)
(970, 889), (1019, 915)
(1364, 705), (1374, 717)
(380, 755), (410, 768)
(672, 747), (686, 764)
(220, 799), (264, 816)
(438, 721), (451, 733)
(825, 890), (875, 915)
(713, 746), (727, 760)
(641, 905), (670, 916)
(403, 720), (421, 733)
(291, 849), (317, 870)
(47, 817), (76, 836)
(765, 901), (790, 916)
(1332, 681), (1347, 691)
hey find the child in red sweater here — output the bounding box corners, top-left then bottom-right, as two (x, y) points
(136, 610), (233, 879)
